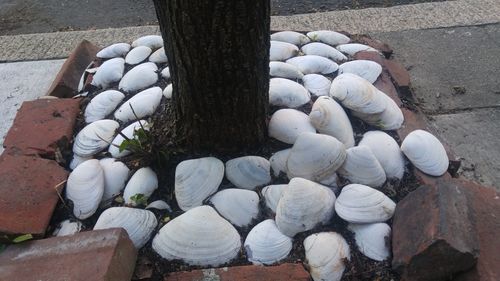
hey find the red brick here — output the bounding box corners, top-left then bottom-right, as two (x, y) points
(3, 98), (80, 159)
(0, 154), (68, 236)
(165, 263), (311, 281)
(0, 228), (137, 281)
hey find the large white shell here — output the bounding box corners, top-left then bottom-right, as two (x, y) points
(269, 78), (311, 108)
(286, 55), (339, 75)
(309, 96), (354, 148)
(348, 223), (391, 261)
(268, 109), (315, 144)
(244, 219), (292, 265)
(118, 62), (158, 92)
(175, 157), (224, 211)
(335, 184), (396, 223)
(209, 189), (259, 227)
(359, 131), (405, 179)
(152, 205), (241, 266)
(108, 120), (149, 158)
(304, 232), (350, 281)
(276, 178), (336, 237)
(271, 31), (311, 46)
(125, 46), (152, 65)
(73, 120), (119, 157)
(66, 159), (104, 219)
(270, 41), (299, 61)
(287, 133), (346, 182)
(301, 42), (348, 62)
(84, 90), (125, 123)
(53, 220), (82, 237)
(269, 61), (304, 80)
(262, 184), (288, 213)
(96, 43), (131, 59)
(131, 35), (163, 50)
(269, 148), (291, 177)
(307, 30), (351, 46)
(225, 156), (271, 190)
(123, 167), (158, 206)
(353, 94), (404, 130)
(149, 47), (168, 63)
(338, 60), (382, 83)
(94, 207), (158, 248)
(338, 146), (387, 188)
(401, 130), (449, 176)
(114, 87), (162, 122)
(336, 43), (379, 56)
(91, 58), (125, 88)
(163, 84), (173, 99)
(99, 158), (130, 203)
(302, 74), (331, 97)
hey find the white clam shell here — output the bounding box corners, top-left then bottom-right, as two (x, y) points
(286, 55), (339, 75)
(73, 119), (119, 157)
(146, 200), (172, 212)
(123, 167), (158, 206)
(271, 31), (311, 46)
(209, 189), (259, 227)
(287, 133), (347, 182)
(97, 43), (131, 59)
(99, 158), (130, 203)
(94, 207), (158, 248)
(338, 146), (387, 188)
(301, 42), (348, 62)
(336, 43), (379, 56)
(114, 87), (162, 122)
(175, 157), (224, 211)
(69, 154), (92, 170)
(335, 184), (396, 223)
(302, 74), (331, 97)
(125, 46), (152, 65)
(91, 58), (125, 88)
(53, 220), (82, 237)
(269, 148), (291, 177)
(276, 178), (336, 237)
(163, 84), (173, 99)
(348, 223), (391, 261)
(244, 219), (292, 265)
(268, 109), (315, 144)
(160, 67), (170, 79)
(338, 60), (382, 83)
(118, 62), (158, 92)
(307, 30), (350, 45)
(262, 184), (288, 213)
(78, 62), (94, 92)
(269, 78), (311, 108)
(66, 159), (104, 219)
(108, 120), (149, 158)
(270, 41), (299, 61)
(401, 130), (449, 176)
(353, 94), (404, 130)
(84, 90), (125, 123)
(309, 96), (354, 148)
(131, 35), (163, 50)
(149, 47), (168, 63)
(304, 232), (350, 281)
(359, 131), (405, 179)
(269, 61), (304, 80)
(225, 156), (271, 190)
(152, 205), (241, 266)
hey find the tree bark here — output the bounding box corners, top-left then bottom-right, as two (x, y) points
(152, 0), (270, 152)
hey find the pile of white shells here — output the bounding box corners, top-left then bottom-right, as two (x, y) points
(59, 31), (450, 281)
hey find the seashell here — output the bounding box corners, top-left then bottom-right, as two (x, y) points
(91, 58), (125, 88)
(271, 31), (310, 46)
(225, 156), (271, 190)
(175, 157), (224, 211)
(286, 133), (346, 182)
(307, 30), (351, 46)
(125, 46), (152, 65)
(73, 120), (119, 157)
(97, 43), (131, 59)
(131, 35), (163, 50)
(338, 60), (382, 83)
(353, 94), (404, 130)
(348, 223), (391, 261)
(244, 219), (292, 265)
(114, 87), (162, 122)
(152, 205), (241, 266)
(118, 62), (158, 92)
(84, 90), (125, 123)
(163, 84), (173, 98)
(335, 184), (396, 223)
(66, 159), (104, 219)
(146, 200), (172, 212)
(336, 43), (379, 56)
(304, 232), (350, 281)
(401, 130), (449, 176)
(160, 67), (170, 79)
(269, 148), (291, 177)
(261, 184), (288, 213)
(359, 131), (405, 179)
(123, 167), (158, 206)
(209, 189), (259, 227)
(309, 96), (354, 148)
(94, 207), (157, 248)
(78, 62), (95, 92)
(99, 158), (130, 203)
(302, 74), (331, 97)
(269, 78), (311, 108)
(69, 154), (92, 170)
(53, 220), (82, 237)
(108, 120), (150, 158)
(268, 109), (315, 144)
(286, 55), (339, 75)
(276, 178), (336, 237)
(269, 61), (303, 80)
(301, 42), (348, 62)
(270, 41), (299, 61)
(149, 47), (168, 63)
(338, 146), (387, 188)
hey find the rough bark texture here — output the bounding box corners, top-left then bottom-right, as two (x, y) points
(152, 0), (270, 152)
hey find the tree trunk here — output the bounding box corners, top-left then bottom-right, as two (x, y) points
(152, 0), (270, 152)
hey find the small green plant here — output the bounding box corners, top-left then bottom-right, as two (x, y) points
(129, 193), (148, 206)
